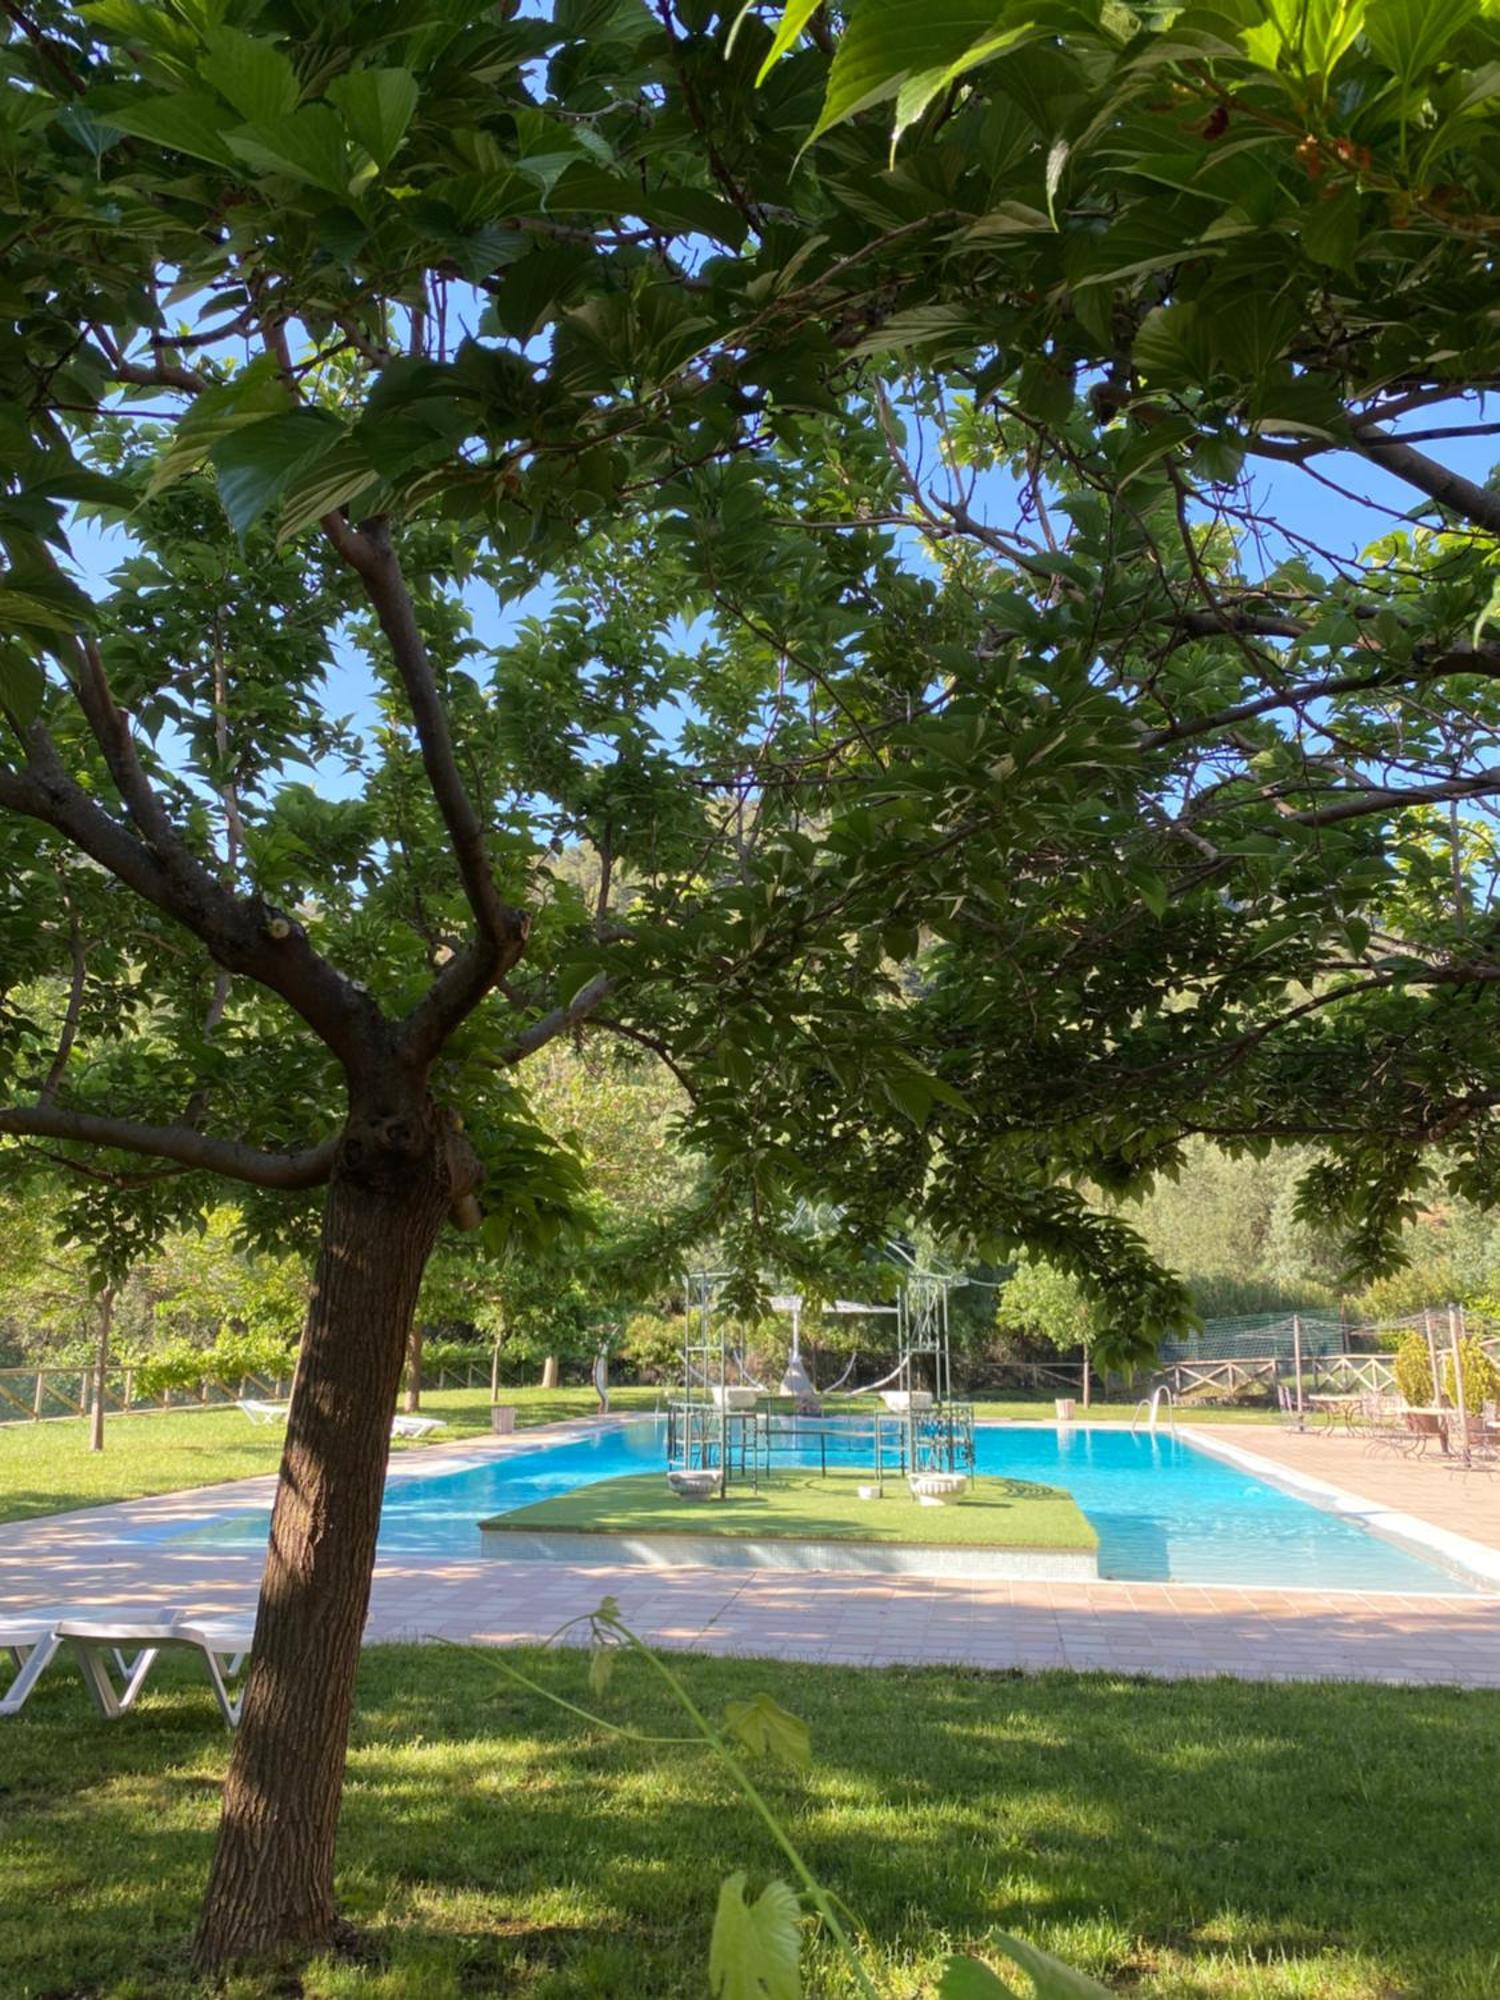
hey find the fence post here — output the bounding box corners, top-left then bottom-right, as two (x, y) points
(33, 1369), (45, 1420)
(1292, 1315), (1304, 1423)
(1449, 1301), (1469, 1464)
(1424, 1310), (1443, 1410)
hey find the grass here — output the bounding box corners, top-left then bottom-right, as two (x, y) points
(0, 1389), (1276, 1529)
(1, 1643), (1497, 1998)
(0, 1387), (662, 1527)
(484, 1468), (1097, 1551)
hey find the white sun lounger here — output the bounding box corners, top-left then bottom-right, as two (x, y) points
(237, 1398), (289, 1424)
(56, 1613), (257, 1728)
(390, 1413), (446, 1438)
(1, 1603), (186, 1717)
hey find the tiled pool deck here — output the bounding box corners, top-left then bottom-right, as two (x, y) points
(4, 1419), (1499, 1687)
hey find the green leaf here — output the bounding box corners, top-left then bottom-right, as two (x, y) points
(1365, 0), (1477, 84)
(146, 367), (293, 496)
(891, 18), (1037, 149)
(809, 0), (1026, 144)
(944, 1938), (1116, 1998)
(709, 1872), (803, 2000)
(0, 644), (44, 725)
(210, 410), (342, 537)
(730, 0), (825, 82)
(940, 1958), (1017, 2000)
(587, 1640), (615, 1696)
(199, 26), (300, 126)
(98, 90), (236, 166)
(1301, 185), (1361, 273)
(225, 106), (353, 196)
(275, 435), (380, 544)
(326, 68), (419, 169)
(721, 1693), (812, 1769)
(1131, 302), (1214, 387)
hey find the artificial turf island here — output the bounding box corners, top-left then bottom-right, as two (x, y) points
(481, 1468), (1097, 1551)
(1, 1642), (1497, 1999)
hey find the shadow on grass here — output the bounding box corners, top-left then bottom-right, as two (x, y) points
(3, 1644), (1498, 1996)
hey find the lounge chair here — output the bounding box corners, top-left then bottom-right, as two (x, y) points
(56, 1612), (256, 1728)
(390, 1413), (446, 1438)
(237, 1398), (288, 1425)
(1, 1603), (186, 1717)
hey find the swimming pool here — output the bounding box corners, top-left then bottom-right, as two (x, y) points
(155, 1419), (1480, 1593)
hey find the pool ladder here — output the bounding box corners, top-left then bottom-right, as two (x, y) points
(1131, 1384), (1178, 1438)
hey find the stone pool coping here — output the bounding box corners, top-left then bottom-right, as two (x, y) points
(478, 1524), (1100, 1581)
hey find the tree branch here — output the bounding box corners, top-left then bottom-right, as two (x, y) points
(1349, 425), (1500, 537)
(1289, 767), (1500, 827)
(0, 1106), (338, 1189)
(500, 974), (614, 1064)
(324, 513), (529, 1058)
(1, 730), (382, 1072)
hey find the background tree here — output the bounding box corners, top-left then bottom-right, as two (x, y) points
(993, 1255), (1104, 1405)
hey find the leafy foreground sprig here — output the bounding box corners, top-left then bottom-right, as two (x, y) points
(475, 1599), (1113, 2000)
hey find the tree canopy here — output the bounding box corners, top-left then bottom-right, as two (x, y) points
(6, 0), (1500, 1968)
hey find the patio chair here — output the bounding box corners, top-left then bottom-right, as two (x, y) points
(1363, 1396), (1422, 1456)
(1, 1603), (186, 1717)
(56, 1612), (256, 1728)
(1275, 1384), (1304, 1431)
(237, 1398), (288, 1425)
(390, 1413), (446, 1438)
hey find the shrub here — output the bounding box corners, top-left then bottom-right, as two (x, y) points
(1442, 1336), (1500, 1411)
(422, 1337), (492, 1376)
(621, 1312), (682, 1381)
(127, 1327), (294, 1397)
(1392, 1333), (1434, 1406)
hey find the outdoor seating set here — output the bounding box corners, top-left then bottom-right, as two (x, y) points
(1, 1603), (255, 1726)
(1278, 1384), (1500, 1465)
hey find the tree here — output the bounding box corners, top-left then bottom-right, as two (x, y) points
(994, 1255), (1103, 1403)
(4, 1), (1200, 1963)
(11, 0), (1500, 1972)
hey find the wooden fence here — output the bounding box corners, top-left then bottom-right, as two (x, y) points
(0, 1357), (494, 1424)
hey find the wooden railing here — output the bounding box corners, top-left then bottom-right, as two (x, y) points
(0, 1366), (293, 1423)
(0, 1357), (497, 1423)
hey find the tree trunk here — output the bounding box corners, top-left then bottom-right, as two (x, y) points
(540, 1353), (559, 1389)
(193, 1097), (471, 1969)
(404, 1320), (423, 1412)
(1082, 1348), (1092, 1409)
(89, 1285), (114, 1454)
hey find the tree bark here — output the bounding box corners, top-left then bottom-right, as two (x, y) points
(540, 1353), (559, 1389)
(89, 1285), (114, 1454)
(193, 1095), (473, 1969)
(404, 1321), (424, 1413)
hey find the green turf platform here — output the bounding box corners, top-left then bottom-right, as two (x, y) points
(479, 1469), (1098, 1579)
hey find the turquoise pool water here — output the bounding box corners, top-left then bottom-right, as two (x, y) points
(152, 1419), (1478, 1593)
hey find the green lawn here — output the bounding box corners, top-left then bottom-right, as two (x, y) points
(0, 1386), (662, 1527)
(0, 1643), (1496, 1998)
(485, 1468), (1097, 1550)
(0, 1390), (1275, 1529)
